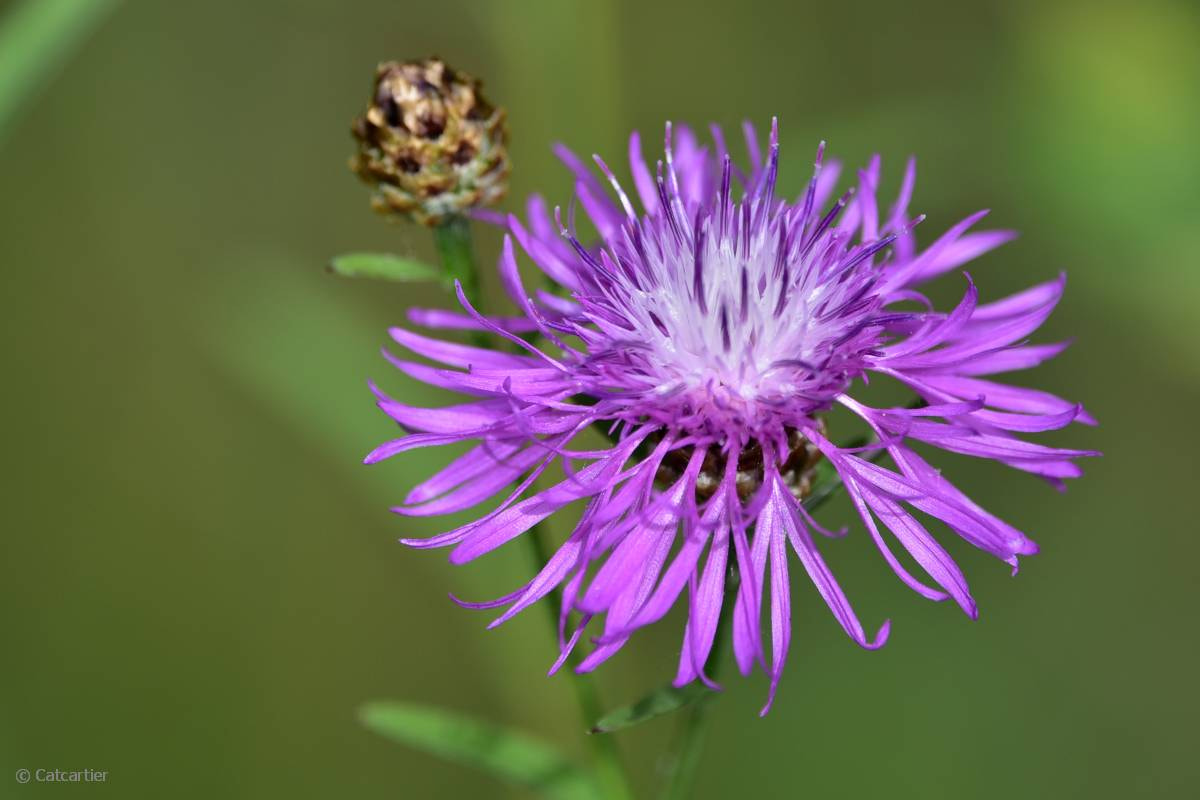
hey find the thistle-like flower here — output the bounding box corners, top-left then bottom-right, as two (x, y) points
(367, 119), (1097, 712)
(350, 58), (509, 226)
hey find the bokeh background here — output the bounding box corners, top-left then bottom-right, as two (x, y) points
(2, 0), (1198, 797)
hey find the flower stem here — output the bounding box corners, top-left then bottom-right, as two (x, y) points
(660, 572), (737, 800)
(431, 215), (480, 298)
(430, 214), (633, 800)
(432, 215), (488, 348)
(526, 525), (634, 800)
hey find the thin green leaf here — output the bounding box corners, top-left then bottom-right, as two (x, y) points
(359, 701), (600, 800)
(0, 0), (119, 142)
(327, 252), (443, 283)
(591, 682), (714, 735)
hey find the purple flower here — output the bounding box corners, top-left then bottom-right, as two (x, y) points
(368, 119), (1098, 713)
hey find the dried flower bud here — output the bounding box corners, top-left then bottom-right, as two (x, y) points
(349, 58), (509, 226)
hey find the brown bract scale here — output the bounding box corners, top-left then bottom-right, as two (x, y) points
(657, 421), (827, 502)
(350, 58), (509, 226)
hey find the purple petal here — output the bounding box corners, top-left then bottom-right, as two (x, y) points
(674, 513), (729, 687)
(389, 326), (534, 370)
(628, 131), (659, 215)
(406, 438), (525, 505)
(761, 496), (792, 716)
(904, 230), (1017, 285)
(774, 471), (891, 650)
(448, 436), (644, 564)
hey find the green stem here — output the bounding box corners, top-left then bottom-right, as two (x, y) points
(431, 215), (479, 297)
(432, 215), (487, 348)
(430, 214), (633, 800)
(660, 572), (737, 800)
(526, 524), (634, 800)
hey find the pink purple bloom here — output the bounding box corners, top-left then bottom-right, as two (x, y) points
(367, 119), (1097, 713)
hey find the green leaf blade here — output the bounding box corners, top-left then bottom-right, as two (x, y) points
(359, 701), (600, 800)
(0, 0), (119, 142)
(591, 683), (713, 735)
(328, 252), (443, 283)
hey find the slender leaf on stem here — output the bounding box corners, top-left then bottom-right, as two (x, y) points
(327, 252), (443, 283)
(0, 0), (119, 142)
(359, 701), (600, 800)
(591, 682), (714, 734)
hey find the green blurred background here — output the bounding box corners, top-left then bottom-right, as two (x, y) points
(2, 0), (1197, 797)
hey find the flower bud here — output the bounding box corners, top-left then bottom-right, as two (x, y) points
(350, 58), (509, 226)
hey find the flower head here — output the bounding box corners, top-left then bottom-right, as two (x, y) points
(350, 57), (509, 226)
(368, 119), (1097, 712)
